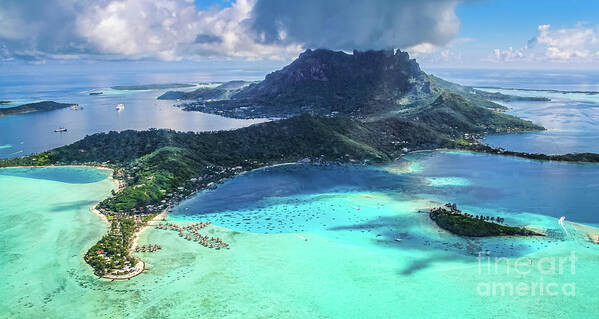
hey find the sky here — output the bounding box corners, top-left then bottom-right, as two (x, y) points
(1, 0), (598, 70)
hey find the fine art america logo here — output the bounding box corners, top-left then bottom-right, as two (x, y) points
(476, 251), (577, 297)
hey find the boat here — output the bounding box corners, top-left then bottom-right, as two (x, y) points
(54, 128), (67, 132)
(116, 103), (124, 111)
(395, 238), (402, 242)
(297, 235), (308, 241)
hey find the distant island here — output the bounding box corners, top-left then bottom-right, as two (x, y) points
(0, 101), (76, 117)
(0, 100), (11, 104)
(477, 86), (599, 96)
(89, 92), (103, 95)
(157, 81), (253, 100)
(1, 49), (594, 278)
(429, 204), (545, 237)
(111, 83), (197, 91)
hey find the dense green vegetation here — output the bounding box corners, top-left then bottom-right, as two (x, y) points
(85, 214), (155, 276)
(404, 92), (544, 135)
(428, 75), (550, 107)
(429, 207), (544, 237)
(0, 101), (75, 117)
(468, 143), (599, 162)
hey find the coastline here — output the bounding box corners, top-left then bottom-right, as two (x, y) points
(130, 210), (168, 253)
(102, 209), (167, 280)
(90, 205), (110, 226)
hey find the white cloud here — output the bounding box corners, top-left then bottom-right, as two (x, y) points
(489, 24), (599, 64)
(0, 0), (466, 61)
(75, 0), (302, 61)
(407, 43), (438, 54)
(405, 37), (472, 66)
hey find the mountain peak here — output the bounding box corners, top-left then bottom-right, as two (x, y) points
(231, 48), (431, 115)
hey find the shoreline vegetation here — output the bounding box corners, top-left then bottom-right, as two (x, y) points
(429, 204), (545, 237)
(0, 101), (76, 117)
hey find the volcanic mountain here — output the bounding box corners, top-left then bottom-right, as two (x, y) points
(160, 49), (543, 123)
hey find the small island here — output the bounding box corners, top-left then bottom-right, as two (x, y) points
(0, 100), (11, 104)
(111, 83), (196, 91)
(89, 92), (103, 96)
(0, 101), (77, 117)
(429, 204), (545, 237)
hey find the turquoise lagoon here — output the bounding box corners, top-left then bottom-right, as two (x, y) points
(3, 152), (597, 318)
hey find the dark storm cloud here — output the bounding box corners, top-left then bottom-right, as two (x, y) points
(249, 0), (462, 50)
(195, 34), (223, 44)
(0, 0), (94, 59)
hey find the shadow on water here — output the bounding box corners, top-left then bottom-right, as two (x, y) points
(397, 254), (465, 276)
(49, 200), (99, 213)
(173, 164), (427, 216)
(328, 214), (555, 260)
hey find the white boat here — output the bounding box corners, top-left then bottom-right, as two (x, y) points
(116, 103), (125, 111)
(54, 128), (67, 132)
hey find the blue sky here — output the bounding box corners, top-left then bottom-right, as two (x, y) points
(453, 0), (599, 67)
(0, 0), (597, 70)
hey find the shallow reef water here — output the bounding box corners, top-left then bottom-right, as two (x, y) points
(2, 150), (599, 318)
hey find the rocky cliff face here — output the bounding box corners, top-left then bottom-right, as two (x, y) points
(232, 49), (434, 114)
(163, 48), (545, 134)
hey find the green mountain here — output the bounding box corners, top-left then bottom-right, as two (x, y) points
(161, 49), (547, 123)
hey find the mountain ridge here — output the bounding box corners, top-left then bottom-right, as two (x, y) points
(160, 49), (547, 124)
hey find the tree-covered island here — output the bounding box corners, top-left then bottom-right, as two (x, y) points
(429, 204), (545, 237)
(0, 101), (76, 117)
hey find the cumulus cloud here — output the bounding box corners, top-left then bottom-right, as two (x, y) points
(489, 24), (599, 63)
(75, 0), (305, 61)
(0, 0), (464, 61)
